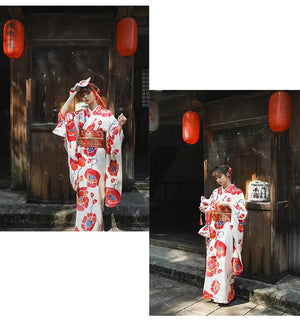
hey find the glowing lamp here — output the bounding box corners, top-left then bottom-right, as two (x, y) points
(268, 91), (291, 132)
(182, 111), (200, 144)
(117, 17), (138, 56)
(3, 19), (24, 60)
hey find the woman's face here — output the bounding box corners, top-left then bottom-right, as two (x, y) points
(213, 172), (230, 188)
(80, 89), (95, 105)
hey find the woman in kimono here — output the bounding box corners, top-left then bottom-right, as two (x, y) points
(198, 164), (247, 304)
(53, 78), (127, 231)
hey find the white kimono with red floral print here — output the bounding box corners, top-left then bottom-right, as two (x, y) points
(53, 105), (124, 231)
(198, 184), (247, 304)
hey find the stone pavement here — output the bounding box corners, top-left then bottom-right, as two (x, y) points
(0, 188), (149, 231)
(150, 274), (291, 316)
(150, 236), (300, 315)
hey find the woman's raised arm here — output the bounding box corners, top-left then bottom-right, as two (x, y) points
(60, 87), (78, 117)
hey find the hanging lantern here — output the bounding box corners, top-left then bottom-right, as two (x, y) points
(182, 111), (200, 144)
(268, 91), (291, 132)
(149, 100), (159, 132)
(3, 19), (24, 60)
(117, 17), (138, 56)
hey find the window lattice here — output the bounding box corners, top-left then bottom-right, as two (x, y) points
(141, 69), (149, 109)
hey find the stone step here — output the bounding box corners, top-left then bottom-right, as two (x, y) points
(0, 207), (148, 231)
(134, 181), (149, 190)
(150, 243), (300, 315)
(150, 232), (205, 254)
(0, 189), (149, 231)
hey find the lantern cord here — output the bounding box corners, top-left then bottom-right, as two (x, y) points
(88, 83), (107, 108)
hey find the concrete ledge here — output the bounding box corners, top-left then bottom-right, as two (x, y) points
(150, 243), (300, 315)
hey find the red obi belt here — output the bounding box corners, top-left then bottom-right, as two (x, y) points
(206, 205), (231, 224)
(78, 129), (104, 148)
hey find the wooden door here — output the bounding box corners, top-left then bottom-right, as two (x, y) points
(28, 46), (110, 202)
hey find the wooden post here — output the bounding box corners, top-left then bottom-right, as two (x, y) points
(10, 55), (28, 189)
(114, 6), (136, 191)
(113, 39), (135, 191)
(26, 78), (35, 200)
(270, 130), (289, 282)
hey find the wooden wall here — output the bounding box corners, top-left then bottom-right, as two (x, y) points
(29, 125), (75, 202)
(27, 12), (113, 201)
(204, 91), (290, 283)
(242, 203), (271, 280)
(288, 92), (300, 275)
(10, 29), (29, 189)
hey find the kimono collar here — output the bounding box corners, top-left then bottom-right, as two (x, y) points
(92, 105), (103, 115)
(84, 105), (102, 116)
(223, 183), (234, 193)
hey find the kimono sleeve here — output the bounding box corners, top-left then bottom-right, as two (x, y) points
(200, 188), (218, 212)
(232, 192), (248, 221)
(52, 109), (80, 191)
(198, 188), (218, 237)
(105, 116), (124, 208)
(52, 109), (67, 139)
(231, 191), (247, 272)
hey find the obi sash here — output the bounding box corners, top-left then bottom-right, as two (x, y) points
(78, 129), (104, 148)
(205, 205), (232, 224)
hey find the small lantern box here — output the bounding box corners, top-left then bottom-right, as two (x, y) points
(248, 180), (270, 202)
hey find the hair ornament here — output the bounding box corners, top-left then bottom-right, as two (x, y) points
(88, 82), (107, 108)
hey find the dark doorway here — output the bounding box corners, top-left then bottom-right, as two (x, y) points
(149, 92), (205, 234)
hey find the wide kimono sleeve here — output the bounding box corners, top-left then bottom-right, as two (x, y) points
(230, 190), (248, 270)
(52, 109), (67, 139)
(105, 115), (124, 208)
(198, 188), (218, 237)
(52, 109), (80, 191)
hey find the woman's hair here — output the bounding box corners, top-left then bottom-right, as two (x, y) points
(77, 83), (99, 99)
(212, 164), (232, 178)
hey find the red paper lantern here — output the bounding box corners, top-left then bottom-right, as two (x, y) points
(268, 91), (291, 132)
(3, 19), (24, 60)
(182, 111), (200, 144)
(117, 17), (138, 56)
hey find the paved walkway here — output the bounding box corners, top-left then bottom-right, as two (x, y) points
(150, 274), (291, 316)
(150, 242), (300, 315)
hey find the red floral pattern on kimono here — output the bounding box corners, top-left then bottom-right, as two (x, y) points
(228, 283), (235, 302)
(81, 213), (97, 231)
(203, 290), (213, 300)
(53, 105), (124, 231)
(211, 280), (221, 295)
(215, 240), (227, 258)
(198, 184), (247, 304)
(232, 257), (243, 275)
(206, 256), (218, 277)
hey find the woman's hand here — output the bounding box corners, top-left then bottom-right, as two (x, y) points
(118, 113), (127, 129)
(199, 206), (206, 213)
(69, 87), (78, 98)
(60, 86), (78, 117)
